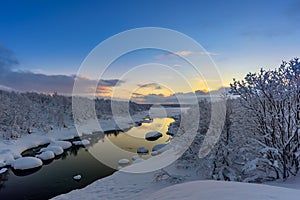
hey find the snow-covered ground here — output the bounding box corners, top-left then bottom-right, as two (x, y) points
(145, 180), (300, 200)
(52, 162), (300, 200)
(51, 106), (300, 200)
(0, 111), (149, 169)
(52, 170), (172, 200)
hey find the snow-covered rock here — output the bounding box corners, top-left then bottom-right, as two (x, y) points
(132, 155), (140, 161)
(49, 141), (72, 150)
(0, 168), (8, 174)
(0, 162), (5, 168)
(132, 158), (144, 164)
(72, 139), (90, 146)
(73, 175), (82, 181)
(166, 132), (174, 136)
(40, 145), (64, 156)
(118, 159), (130, 165)
(152, 144), (167, 152)
(134, 122), (142, 126)
(137, 147), (149, 154)
(12, 157), (43, 170)
(36, 151), (55, 160)
(143, 118), (153, 123)
(145, 131), (163, 141)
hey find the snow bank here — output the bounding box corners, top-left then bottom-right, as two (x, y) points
(132, 158), (144, 164)
(49, 141), (72, 150)
(145, 131), (163, 141)
(132, 155), (140, 161)
(0, 162), (5, 168)
(12, 157), (43, 170)
(0, 167), (8, 174)
(0, 111), (149, 168)
(36, 151), (55, 160)
(137, 147), (149, 154)
(145, 180), (300, 200)
(40, 145), (64, 156)
(152, 144), (167, 152)
(72, 139), (90, 146)
(118, 159), (130, 165)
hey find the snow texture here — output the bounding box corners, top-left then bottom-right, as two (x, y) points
(72, 139), (90, 146)
(145, 180), (300, 200)
(73, 175), (82, 180)
(36, 151), (55, 160)
(118, 159), (130, 165)
(0, 167), (7, 174)
(12, 157), (43, 170)
(40, 145), (64, 156)
(152, 144), (167, 152)
(137, 147), (149, 154)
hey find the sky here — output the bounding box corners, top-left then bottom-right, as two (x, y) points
(0, 0), (299, 103)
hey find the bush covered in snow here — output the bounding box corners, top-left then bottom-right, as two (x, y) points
(0, 91), (150, 139)
(171, 58), (300, 183)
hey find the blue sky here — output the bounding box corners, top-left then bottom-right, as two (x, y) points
(0, 0), (299, 100)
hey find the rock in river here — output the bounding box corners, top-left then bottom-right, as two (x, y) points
(145, 131), (163, 141)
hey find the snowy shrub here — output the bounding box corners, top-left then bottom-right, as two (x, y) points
(229, 58), (300, 180)
(0, 90), (150, 139)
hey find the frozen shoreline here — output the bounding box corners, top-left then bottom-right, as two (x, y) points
(0, 111), (149, 168)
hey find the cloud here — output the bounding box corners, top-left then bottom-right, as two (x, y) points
(157, 51), (219, 59)
(131, 88), (229, 104)
(173, 64), (182, 67)
(0, 45), (124, 95)
(0, 44), (19, 70)
(137, 83), (162, 90)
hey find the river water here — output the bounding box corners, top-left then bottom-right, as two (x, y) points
(0, 117), (174, 200)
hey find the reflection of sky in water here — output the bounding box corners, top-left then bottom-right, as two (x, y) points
(88, 118), (174, 169)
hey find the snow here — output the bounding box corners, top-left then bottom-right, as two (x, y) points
(0, 110), (149, 168)
(152, 144), (167, 152)
(73, 175), (82, 180)
(144, 180), (300, 200)
(118, 159), (130, 165)
(40, 145), (64, 156)
(137, 147), (149, 154)
(145, 131), (163, 141)
(36, 151), (55, 160)
(0, 167), (8, 174)
(0, 162), (5, 168)
(52, 166), (300, 200)
(12, 157), (43, 170)
(72, 139), (90, 146)
(132, 158), (144, 164)
(49, 141), (72, 149)
(132, 155), (140, 161)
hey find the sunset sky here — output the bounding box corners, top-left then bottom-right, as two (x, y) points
(0, 0), (299, 102)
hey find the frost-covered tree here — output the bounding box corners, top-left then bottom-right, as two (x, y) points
(230, 58), (300, 180)
(0, 90), (150, 139)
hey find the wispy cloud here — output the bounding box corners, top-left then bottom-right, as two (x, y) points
(131, 88), (229, 104)
(156, 51), (219, 59)
(137, 83), (162, 90)
(173, 64), (182, 67)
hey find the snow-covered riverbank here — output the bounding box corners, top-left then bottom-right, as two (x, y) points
(0, 111), (149, 169)
(52, 152), (300, 200)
